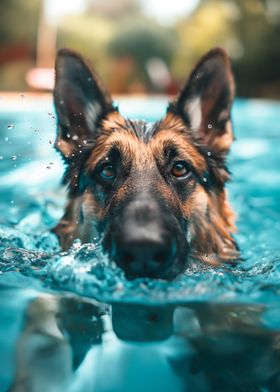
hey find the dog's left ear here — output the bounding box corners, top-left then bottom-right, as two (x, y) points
(168, 48), (235, 155)
(54, 48), (115, 159)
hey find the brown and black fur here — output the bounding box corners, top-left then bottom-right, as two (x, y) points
(53, 47), (239, 279)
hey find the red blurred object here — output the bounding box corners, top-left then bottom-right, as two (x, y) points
(0, 44), (31, 64)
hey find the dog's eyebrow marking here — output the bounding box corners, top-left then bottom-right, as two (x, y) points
(85, 130), (139, 169)
(150, 133), (207, 174)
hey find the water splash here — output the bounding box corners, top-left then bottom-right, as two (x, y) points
(0, 219), (280, 307)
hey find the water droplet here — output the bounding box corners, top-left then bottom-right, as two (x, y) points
(60, 99), (64, 105)
(202, 177), (207, 183)
(208, 124), (212, 129)
(46, 166), (51, 169)
(10, 200), (14, 204)
(207, 151), (212, 157)
(66, 132), (71, 138)
(72, 135), (79, 141)
(83, 140), (87, 145)
(8, 124), (14, 130)
(4, 137), (9, 142)
(11, 155), (17, 160)
(27, 141), (30, 145)
(0, 156), (3, 160)
(21, 93), (25, 98)
(49, 140), (52, 144)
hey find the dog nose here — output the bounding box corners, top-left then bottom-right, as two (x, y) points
(113, 237), (176, 279)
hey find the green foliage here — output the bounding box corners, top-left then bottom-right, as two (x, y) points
(0, 0), (40, 45)
(108, 22), (176, 66)
(56, 14), (116, 80)
(173, 0), (280, 97)
(0, 0), (279, 96)
(172, 2), (234, 80)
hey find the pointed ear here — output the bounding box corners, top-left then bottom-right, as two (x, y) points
(168, 48), (235, 155)
(54, 48), (115, 160)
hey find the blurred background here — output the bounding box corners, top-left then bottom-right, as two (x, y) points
(0, 0), (280, 97)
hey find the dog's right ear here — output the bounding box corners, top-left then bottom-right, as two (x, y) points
(54, 49), (115, 160)
(167, 48), (235, 156)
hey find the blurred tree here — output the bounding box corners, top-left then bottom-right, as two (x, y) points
(180, 0), (280, 97)
(0, 0), (279, 97)
(173, 2), (236, 82)
(0, 0), (40, 45)
(225, 0), (280, 97)
(0, 0), (40, 90)
(56, 14), (116, 82)
(87, 0), (141, 19)
(108, 21), (177, 92)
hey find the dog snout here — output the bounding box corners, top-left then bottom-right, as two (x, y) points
(106, 194), (182, 279)
(113, 230), (177, 279)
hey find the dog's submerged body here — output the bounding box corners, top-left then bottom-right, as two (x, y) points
(53, 47), (239, 279)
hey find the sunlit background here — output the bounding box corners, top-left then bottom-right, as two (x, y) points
(1, 0), (280, 97)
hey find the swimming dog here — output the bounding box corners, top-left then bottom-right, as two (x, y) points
(53, 47), (239, 279)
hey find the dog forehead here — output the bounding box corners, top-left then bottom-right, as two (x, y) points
(90, 113), (206, 174)
(126, 116), (207, 174)
(125, 119), (158, 142)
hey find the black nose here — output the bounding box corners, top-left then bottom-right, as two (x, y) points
(113, 237), (176, 279)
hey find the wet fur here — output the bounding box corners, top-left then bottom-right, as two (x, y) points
(53, 47), (239, 276)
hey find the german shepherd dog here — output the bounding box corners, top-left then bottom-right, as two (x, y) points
(53, 47), (239, 280)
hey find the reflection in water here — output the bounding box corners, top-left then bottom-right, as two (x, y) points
(8, 293), (280, 392)
(111, 304), (174, 341)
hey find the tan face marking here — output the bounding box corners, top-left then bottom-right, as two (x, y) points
(154, 113), (207, 174)
(56, 112), (238, 265)
(83, 112), (211, 228)
(86, 112), (207, 181)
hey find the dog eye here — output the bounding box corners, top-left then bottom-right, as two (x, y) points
(99, 163), (116, 181)
(171, 161), (190, 178)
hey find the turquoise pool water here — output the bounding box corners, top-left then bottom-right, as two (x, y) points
(0, 96), (280, 391)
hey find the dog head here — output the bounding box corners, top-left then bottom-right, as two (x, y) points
(53, 48), (239, 280)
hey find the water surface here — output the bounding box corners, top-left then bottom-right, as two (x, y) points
(0, 96), (280, 391)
